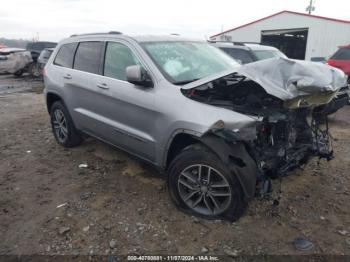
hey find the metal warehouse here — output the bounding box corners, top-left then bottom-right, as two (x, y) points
(210, 10), (350, 61)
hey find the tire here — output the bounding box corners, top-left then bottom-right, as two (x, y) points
(50, 101), (82, 147)
(13, 70), (23, 77)
(28, 62), (41, 78)
(168, 144), (247, 221)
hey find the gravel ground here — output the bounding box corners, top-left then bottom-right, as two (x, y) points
(0, 74), (350, 256)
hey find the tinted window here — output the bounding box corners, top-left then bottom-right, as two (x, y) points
(54, 43), (78, 68)
(331, 48), (350, 60)
(104, 42), (141, 81)
(220, 48), (255, 64)
(74, 42), (103, 74)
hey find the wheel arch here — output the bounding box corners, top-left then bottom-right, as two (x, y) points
(199, 134), (258, 200)
(46, 92), (63, 114)
(165, 131), (201, 169)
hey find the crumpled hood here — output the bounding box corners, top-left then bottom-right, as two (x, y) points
(182, 57), (348, 101)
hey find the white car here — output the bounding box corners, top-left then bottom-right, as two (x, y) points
(0, 48), (32, 76)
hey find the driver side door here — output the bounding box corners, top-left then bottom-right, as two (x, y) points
(93, 41), (158, 163)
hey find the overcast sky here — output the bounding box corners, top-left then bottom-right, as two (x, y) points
(1, 0), (349, 41)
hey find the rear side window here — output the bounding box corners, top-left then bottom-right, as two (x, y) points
(331, 48), (350, 60)
(104, 42), (141, 81)
(73, 42), (103, 74)
(54, 43), (78, 68)
(220, 48), (255, 64)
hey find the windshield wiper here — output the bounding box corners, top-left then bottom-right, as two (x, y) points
(173, 78), (200, 85)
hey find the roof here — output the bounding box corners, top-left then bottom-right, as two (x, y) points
(245, 43), (279, 51)
(64, 33), (202, 44)
(131, 35), (202, 42)
(210, 42), (279, 51)
(210, 10), (350, 38)
(0, 48), (26, 53)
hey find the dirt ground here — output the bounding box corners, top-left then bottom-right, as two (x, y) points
(1, 74), (350, 257)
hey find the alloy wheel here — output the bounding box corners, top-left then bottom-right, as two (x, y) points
(52, 109), (68, 143)
(177, 164), (232, 216)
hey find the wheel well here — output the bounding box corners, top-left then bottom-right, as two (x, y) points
(46, 93), (62, 114)
(166, 133), (199, 168)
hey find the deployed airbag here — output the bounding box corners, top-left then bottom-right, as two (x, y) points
(235, 57), (347, 100)
(182, 57), (348, 101)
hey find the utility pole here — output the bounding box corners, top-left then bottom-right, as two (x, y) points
(306, 0), (315, 14)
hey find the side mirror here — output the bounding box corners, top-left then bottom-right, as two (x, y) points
(126, 65), (153, 88)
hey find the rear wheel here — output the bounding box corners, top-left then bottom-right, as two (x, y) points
(13, 69), (23, 77)
(168, 144), (247, 221)
(50, 101), (82, 147)
(28, 62), (41, 77)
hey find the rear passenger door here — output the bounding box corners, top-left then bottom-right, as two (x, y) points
(93, 41), (157, 162)
(63, 41), (105, 132)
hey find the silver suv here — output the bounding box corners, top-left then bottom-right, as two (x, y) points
(44, 32), (347, 221)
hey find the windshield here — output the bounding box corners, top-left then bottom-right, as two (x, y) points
(142, 41), (240, 85)
(252, 50), (287, 60)
(331, 48), (350, 60)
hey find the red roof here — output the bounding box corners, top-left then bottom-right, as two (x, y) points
(210, 10), (350, 38)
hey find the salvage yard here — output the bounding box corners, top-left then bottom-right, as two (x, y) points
(0, 74), (350, 256)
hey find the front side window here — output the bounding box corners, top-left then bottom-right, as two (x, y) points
(54, 43), (78, 68)
(142, 41), (239, 85)
(73, 41), (103, 74)
(104, 42), (141, 81)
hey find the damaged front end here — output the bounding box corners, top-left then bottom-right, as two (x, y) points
(182, 58), (347, 191)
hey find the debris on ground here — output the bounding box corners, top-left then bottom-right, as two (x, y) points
(58, 227), (70, 235)
(56, 203), (68, 209)
(293, 237), (315, 251)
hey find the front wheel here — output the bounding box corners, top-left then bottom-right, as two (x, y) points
(168, 144), (247, 221)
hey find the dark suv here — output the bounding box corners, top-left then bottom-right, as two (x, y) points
(26, 41), (57, 77)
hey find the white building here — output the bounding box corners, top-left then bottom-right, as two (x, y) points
(210, 11), (350, 60)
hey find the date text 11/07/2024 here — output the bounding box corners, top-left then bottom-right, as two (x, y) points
(127, 255), (220, 261)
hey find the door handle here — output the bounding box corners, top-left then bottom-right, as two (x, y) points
(63, 74), (72, 79)
(97, 83), (109, 90)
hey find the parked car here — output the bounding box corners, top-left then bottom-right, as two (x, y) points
(44, 33), (347, 221)
(26, 41), (57, 62)
(26, 41), (57, 77)
(0, 48), (32, 76)
(326, 45), (350, 111)
(327, 44), (350, 78)
(209, 41), (287, 64)
(37, 48), (55, 76)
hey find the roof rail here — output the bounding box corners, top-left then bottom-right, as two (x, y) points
(70, 31), (122, 37)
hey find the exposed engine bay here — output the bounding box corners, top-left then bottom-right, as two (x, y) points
(182, 72), (335, 179)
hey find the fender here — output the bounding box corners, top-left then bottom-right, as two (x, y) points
(200, 134), (258, 200)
